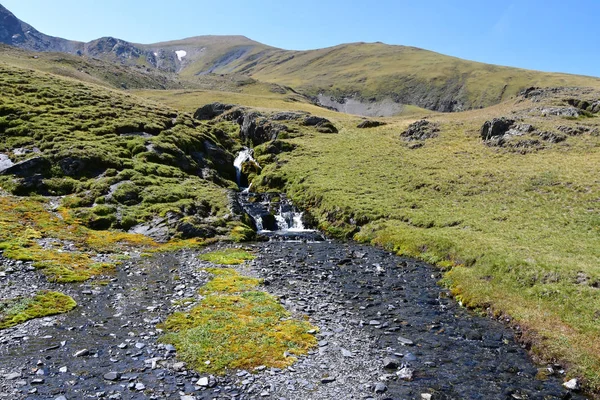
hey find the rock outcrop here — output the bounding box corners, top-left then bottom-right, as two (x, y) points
(401, 120), (439, 141)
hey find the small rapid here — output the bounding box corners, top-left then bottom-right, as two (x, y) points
(234, 149), (324, 241)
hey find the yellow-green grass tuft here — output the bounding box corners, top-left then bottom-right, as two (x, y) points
(199, 248), (255, 265)
(159, 268), (317, 373)
(0, 291), (77, 329)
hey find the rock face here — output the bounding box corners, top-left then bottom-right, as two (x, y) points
(480, 118), (515, 140)
(193, 102), (235, 120)
(401, 120), (440, 141)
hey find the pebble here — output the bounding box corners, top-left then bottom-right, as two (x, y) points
(382, 356), (400, 369)
(73, 349), (90, 357)
(103, 372), (121, 381)
(374, 382), (387, 393)
(197, 376), (209, 387)
(397, 336), (414, 346)
(55, 396), (68, 400)
(5, 372), (21, 380)
(134, 382), (145, 391)
(564, 378), (579, 390)
(397, 367), (414, 381)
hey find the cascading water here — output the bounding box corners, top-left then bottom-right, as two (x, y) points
(233, 148), (260, 188)
(234, 149), (323, 241)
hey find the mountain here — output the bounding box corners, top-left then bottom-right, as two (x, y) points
(0, 3), (81, 52)
(2, 3), (600, 114)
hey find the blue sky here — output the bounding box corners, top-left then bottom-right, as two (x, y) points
(3, 0), (599, 77)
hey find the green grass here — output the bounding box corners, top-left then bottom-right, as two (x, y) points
(159, 267), (317, 373)
(0, 291), (77, 329)
(199, 248), (256, 265)
(248, 99), (600, 392)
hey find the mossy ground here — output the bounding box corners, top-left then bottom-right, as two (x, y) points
(248, 99), (600, 391)
(0, 291), (76, 329)
(199, 248), (255, 265)
(159, 267), (317, 374)
(0, 195), (213, 282)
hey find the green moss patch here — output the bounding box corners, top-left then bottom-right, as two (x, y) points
(199, 248), (255, 265)
(0, 291), (77, 329)
(159, 268), (317, 373)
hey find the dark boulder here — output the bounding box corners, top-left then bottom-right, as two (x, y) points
(238, 112), (289, 145)
(0, 156), (50, 177)
(480, 117), (515, 140)
(401, 120), (440, 141)
(271, 112), (305, 121)
(357, 120), (386, 129)
(193, 102), (235, 120)
(302, 116), (338, 133)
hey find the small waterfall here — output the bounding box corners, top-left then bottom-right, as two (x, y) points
(233, 149), (323, 241)
(233, 148), (260, 188)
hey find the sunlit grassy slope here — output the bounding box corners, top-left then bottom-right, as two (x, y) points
(177, 41), (600, 110)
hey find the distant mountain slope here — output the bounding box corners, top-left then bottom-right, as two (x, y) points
(0, 3), (81, 52)
(2, 3), (600, 113)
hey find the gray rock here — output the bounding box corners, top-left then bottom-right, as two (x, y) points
(357, 120), (386, 129)
(5, 372), (21, 380)
(193, 102), (235, 120)
(480, 117), (515, 140)
(197, 376), (209, 387)
(397, 367), (414, 381)
(340, 348), (353, 357)
(563, 378), (578, 390)
(103, 372), (121, 381)
(31, 378), (45, 384)
(383, 356), (400, 369)
(321, 376), (336, 383)
(374, 382), (388, 393)
(55, 396), (68, 400)
(134, 382), (145, 391)
(397, 336), (414, 346)
(74, 349), (90, 357)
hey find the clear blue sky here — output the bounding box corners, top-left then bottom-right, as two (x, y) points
(3, 0), (599, 77)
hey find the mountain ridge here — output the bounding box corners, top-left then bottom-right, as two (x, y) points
(2, 3), (600, 114)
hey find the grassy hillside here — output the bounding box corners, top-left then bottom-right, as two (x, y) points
(0, 44), (183, 90)
(245, 92), (600, 393)
(208, 42), (600, 111)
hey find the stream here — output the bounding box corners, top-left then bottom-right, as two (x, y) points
(0, 151), (585, 399)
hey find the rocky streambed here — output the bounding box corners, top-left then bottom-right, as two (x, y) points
(0, 238), (585, 400)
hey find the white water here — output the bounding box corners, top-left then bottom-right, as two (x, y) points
(233, 148), (260, 188)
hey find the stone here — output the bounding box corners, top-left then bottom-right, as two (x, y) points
(197, 376), (209, 387)
(340, 348), (353, 357)
(401, 120), (440, 142)
(563, 378), (578, 390)
(180, 396), (196, 400)
(74, 349), (90, 357)
(480, 117), (515, 140)
(374, 382), (388, 393)
(103, 372), (121, 381)
(397, 336), (414, 346)
(55, 396), (68, 400)
(321, 376), (336, 383)
(193, 102), (235, 120)
(135, 342), (146, 349)
(172, 362), (186, 372)
(31, 378), (45, 384)
(397, 367), (414, 381)
(134, 382), (145, 391)
(383, 356), (400, 369)
(357, 120), (386, 129)
(421, 394), (432, 400)
(5, 372), (21, 380)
